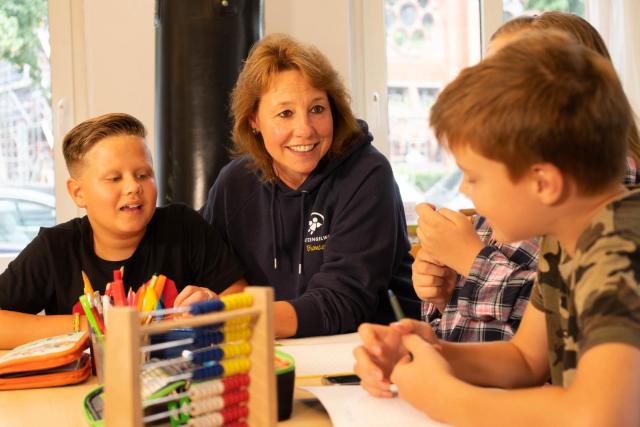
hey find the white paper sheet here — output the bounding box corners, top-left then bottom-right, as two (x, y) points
(278, 340), (360, 377)
(278, 332), (360, 347)
(302, 385), (448, 427)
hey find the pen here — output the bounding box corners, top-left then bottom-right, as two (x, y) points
(388, 289), (415, 364)
(92, 290), (103, 315)
(127, 287), (135, 307)
(79, 294), (104, 341)
(387, 289), (405, 321)
(91, 305), (106, 334)
(102, 295), (111, 328)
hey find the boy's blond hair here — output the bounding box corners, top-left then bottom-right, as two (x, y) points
(63, 113), (147, 177)
(431, 30), (631, 195)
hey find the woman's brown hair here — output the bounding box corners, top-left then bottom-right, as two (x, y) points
(230, 33), (362, 182)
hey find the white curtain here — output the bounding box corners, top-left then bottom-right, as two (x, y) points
(586, 0), (640, 119)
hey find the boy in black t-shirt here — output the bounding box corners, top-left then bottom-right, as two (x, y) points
(0, 113), (246, 349)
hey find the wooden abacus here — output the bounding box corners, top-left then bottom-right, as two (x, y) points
(103, 286), (276, 426)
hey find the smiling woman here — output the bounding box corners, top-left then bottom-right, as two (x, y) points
(249, 69), (334, 190)
(200, 33), (420, 338)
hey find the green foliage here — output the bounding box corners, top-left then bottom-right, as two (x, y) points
(413, 170), (444, 192)
(393, 163), (448, 193)
(524, 0), (584, 16)
(0, 0), (48, 83)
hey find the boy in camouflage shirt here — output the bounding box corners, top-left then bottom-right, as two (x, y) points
(353, 29), (640, 425)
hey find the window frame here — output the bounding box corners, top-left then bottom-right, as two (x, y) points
(354, 0), (502, 157)
(0, 0), (84, 271)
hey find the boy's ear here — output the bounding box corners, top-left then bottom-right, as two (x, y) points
(66, 177), (87, 208)
(529, 163), (566, 206)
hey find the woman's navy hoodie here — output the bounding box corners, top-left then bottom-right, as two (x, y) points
(201, 121), (419, 337)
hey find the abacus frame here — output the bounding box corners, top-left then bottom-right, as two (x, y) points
(104, 286), (277, 426)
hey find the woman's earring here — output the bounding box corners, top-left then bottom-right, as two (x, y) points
(251, 128), (259, 135)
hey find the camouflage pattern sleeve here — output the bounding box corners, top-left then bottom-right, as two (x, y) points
(536, 190), (640, 386)
(529, 276), (544, 312)
(573, 216), (640, 355)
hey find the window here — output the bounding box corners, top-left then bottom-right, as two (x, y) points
(381, 0), (585, 223)
(0, 0), (54, 256)
(384, 0), (481, 220)
(503, 0), (584, 21)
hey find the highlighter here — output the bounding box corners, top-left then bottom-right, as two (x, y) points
(154, 274), (167, 299)
(136, 283), (147, 311)
(142, 284), (158, 313)
(79, 295), (104, 342)
(147, 274), (159, 293)
(112, 269), (126, 306)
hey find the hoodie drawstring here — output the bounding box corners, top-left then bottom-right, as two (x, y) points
(270, 183), (278, 270)
(299, 190), (307, 276)
(270, 183), (307, 278)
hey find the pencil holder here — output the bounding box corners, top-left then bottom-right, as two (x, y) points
(275, 349), (295, 421)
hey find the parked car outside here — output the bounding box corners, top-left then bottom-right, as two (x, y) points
(0, 186), (55, 255)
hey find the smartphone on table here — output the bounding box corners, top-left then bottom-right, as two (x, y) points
(321, 373), (361, 385)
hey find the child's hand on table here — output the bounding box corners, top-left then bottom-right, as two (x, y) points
(391, 333), (455, 419)
(354, 319), (439, 398)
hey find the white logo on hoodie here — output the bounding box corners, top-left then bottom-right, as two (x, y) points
(308, 212), (324, 235)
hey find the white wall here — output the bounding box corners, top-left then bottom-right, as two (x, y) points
(264, 0), (354, 94)
(82, 1), (156, 152)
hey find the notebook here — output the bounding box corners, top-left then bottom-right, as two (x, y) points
(0, 331), (91, 390)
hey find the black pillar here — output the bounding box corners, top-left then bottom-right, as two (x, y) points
(155, 0), (262, 208)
